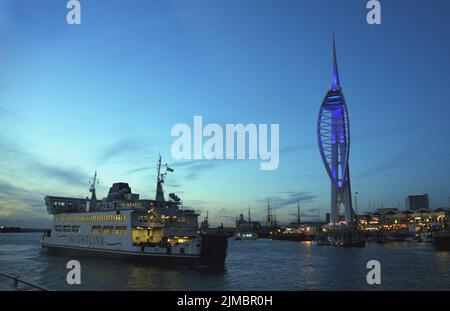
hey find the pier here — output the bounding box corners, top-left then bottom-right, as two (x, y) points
(0, 272), (52, 291)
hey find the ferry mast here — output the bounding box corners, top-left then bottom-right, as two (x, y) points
(155, 155), (166, 203)
(89, 171), (98, 211)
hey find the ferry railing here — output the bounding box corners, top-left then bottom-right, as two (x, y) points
(0, 271), (52, 291)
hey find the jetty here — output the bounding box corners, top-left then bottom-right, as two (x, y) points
(0, 272), (51, 291)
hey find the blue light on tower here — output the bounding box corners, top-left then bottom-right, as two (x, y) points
(317, 35), (354, 224)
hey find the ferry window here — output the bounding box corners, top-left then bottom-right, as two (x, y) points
(55, 226), (62, 232)
(91, 226), (102, 234)
(63, 226), (71, 232)
(114, 226), (127, 234)
(103, 226), (114, 234)
(72, 226), (81, 233)
(180, 248), (185, 254)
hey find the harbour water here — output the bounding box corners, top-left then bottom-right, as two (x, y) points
(1, 233), (450, 291)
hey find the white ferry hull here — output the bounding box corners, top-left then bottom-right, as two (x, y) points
(42, 242), (202, 265)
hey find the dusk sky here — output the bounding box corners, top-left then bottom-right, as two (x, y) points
(0, 0), (449, 227)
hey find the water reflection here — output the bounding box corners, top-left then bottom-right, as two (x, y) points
(1, 233), (450, 290)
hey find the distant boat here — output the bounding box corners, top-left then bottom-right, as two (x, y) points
(234, 208), (259, 240)
(312, 238), (327, 246)
(234, 232), (258, 240)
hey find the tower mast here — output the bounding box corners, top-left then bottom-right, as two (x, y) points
(331, 33), (341, 91)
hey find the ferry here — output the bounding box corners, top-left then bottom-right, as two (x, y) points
(41, 156), (228, 266)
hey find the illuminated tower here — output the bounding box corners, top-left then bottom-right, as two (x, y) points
(317, 35), (353, 224)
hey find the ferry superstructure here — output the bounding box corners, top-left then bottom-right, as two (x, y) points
(41, 156), (228, 266)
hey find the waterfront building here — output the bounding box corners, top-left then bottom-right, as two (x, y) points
(317, 35), (354, 224)
(405, 194), (430, 211)
(357, 207), (449, 232)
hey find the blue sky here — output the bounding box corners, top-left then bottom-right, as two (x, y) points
(0, 0), (449, 227)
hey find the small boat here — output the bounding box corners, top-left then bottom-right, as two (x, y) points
(235, 232), (258, 240)
(312, 239), (327, 246)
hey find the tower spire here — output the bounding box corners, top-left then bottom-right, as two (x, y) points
(331, 33), (340, 91)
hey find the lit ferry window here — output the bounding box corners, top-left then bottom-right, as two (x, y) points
(114, 226), (127, 235)
(63, 226), (71, 232)
(72, 226), (81, 233)
(91, 226), (102, 234)
(103, 226), (114, 234)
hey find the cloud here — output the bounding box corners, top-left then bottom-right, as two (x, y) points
(0, 180), (42, 206)
(181, 161), (218, 181)
(0, 179), (48, 220)
(352, 122), (427, 141)
(0, 129), (93, 222)
(281, 122), (425, 156)
(31, 163), (88, 187)
(126, 159), (220, 182)
(356, 148), (420, 178)
(280, 142), (316, 154)
(0, 135), (89, 187)
(98, 139), (141, 162)
(257, 191), (318, 210)
(125, 166), (152, 175)
(165, 182), (182, 188)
